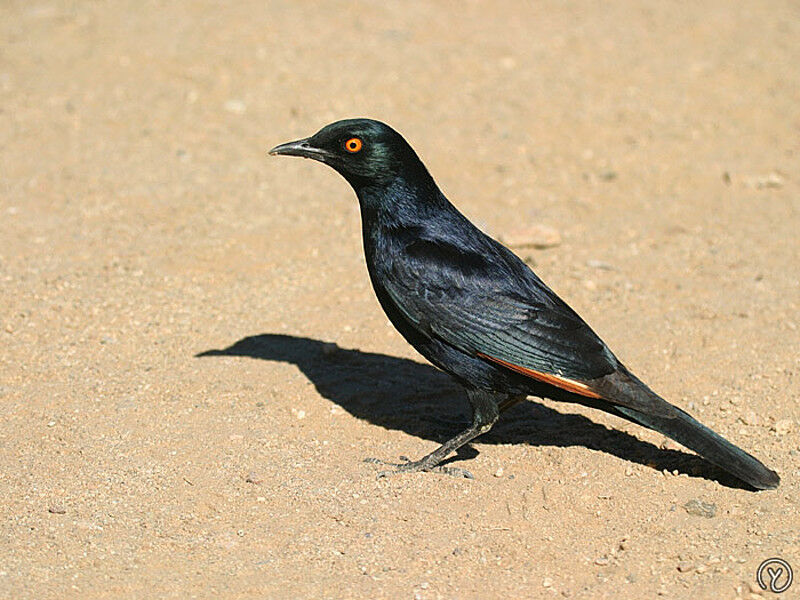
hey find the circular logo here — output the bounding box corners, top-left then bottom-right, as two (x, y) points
(756, 558), (793, 594)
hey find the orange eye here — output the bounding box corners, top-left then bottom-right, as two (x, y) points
(344, 137), (363, 153)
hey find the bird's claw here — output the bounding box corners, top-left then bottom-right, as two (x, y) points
(435, 465), (474, 479)
(364, 456), (473, 479)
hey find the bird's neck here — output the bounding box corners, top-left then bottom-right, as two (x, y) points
(355, 166), (448, 229)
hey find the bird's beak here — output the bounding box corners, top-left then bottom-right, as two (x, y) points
(268, 137), (329, 161)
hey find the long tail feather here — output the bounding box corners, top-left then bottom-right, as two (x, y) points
(615, 403), (780, 490)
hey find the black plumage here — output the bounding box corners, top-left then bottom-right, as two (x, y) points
(269, 118), (779, 490)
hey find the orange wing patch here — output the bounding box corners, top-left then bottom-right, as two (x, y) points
(477, 352), (602, 399)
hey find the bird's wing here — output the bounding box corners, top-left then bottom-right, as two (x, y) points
(380, 235), (677, 417)
(382, 234), (682, 417)
(382, 236), (616, 382)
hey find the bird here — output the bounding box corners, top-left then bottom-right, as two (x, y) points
(269, 118), (779, 490)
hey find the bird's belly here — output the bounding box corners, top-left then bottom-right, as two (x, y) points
(368, 276), (524, 393)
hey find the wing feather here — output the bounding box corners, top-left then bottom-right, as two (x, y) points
(381, 236), (618, 383)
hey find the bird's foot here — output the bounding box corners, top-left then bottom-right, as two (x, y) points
(363, 456), (473, 479)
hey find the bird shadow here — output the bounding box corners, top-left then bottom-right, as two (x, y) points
(197, 333), (750, 490)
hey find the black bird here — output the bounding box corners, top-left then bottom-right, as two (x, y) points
(269, 118), (779, 490)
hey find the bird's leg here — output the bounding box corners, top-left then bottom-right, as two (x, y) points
(365, 390), (505, 479)
(497, 393), (526, 413)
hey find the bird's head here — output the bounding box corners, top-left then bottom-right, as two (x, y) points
(269, 118), (424, 189)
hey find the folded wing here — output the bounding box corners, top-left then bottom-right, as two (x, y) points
(382, 235), (675, 416)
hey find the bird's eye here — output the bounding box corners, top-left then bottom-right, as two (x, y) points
(344, 137), (363, 153)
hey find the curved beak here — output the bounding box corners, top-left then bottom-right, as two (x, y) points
(268, 137), (329, 161)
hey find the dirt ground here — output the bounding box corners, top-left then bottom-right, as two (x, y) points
(2, 1), (799, 598)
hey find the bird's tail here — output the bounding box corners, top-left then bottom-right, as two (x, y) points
(615, 401), (780, 490)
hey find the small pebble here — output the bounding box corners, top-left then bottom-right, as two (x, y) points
(750, 172), (784, 189)
(677, 561), (694, 573)
(321, 342), (339, 356)
(245, 471), (263, 484)
(48, 505), (66, 514)
(224, 99), (247, 114)
(594, 557), (609, 566)
(494, 467), (504, 477)
(683, 499), (717, 518)
(586, 259), (614, 270)
(543, 577), (553, 587)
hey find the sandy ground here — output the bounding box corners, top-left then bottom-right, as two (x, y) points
(2, 1), (799, 598)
